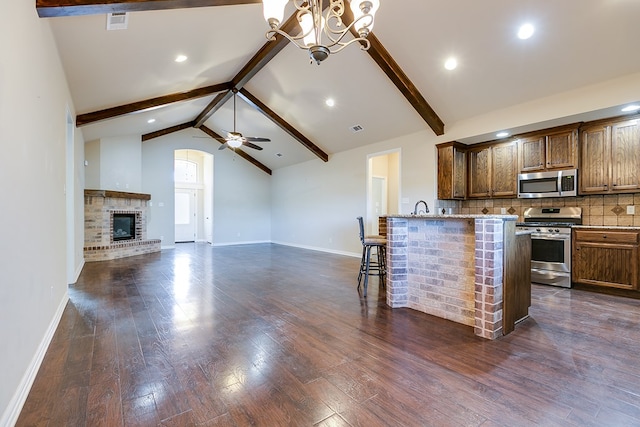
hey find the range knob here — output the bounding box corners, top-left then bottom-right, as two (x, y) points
(554, 229), (560, 233)
(536, 228), (541, 232)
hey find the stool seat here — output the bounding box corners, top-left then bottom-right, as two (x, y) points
(356, 217), (387, 297)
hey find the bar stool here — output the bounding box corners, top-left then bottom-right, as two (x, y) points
(356, 216), (387, 297)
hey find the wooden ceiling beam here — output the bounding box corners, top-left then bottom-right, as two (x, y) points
(199, 126), (272, 175)
(36, 0), (261, 18)
(141, 121), (195, 141)
(231, 10), (304, 89)
(343, 2), (445, 136)
(76, 82), (232, 127)
(193, 90), (233, 128)
(238, 89), (329, 162)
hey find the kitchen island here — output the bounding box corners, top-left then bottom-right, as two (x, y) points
(380, 214), (527, 339)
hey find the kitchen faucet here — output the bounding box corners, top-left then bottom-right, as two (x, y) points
(413, 200), (430, 215)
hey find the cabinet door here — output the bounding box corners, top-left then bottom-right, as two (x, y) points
(573, 241), (638, 290)
(453, 148), (466, 198)
(437, 145), (455, 200)
(546, 129), (578, 170)
(437, 144), (467, 200)
(491, 141), (518, 197)
(519, 135), (545, 172)
(467, 147), (491, 198)
(610, 119), (640, 192)
(580, 125), (610, 194)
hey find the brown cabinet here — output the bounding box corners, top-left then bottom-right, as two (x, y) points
(468, 140), (517, 198)
(437, 142), (466, 200)
(580, 116), (640, 195)
(503, 230), (531, 335)
(573, 228), (640, 290)
(519, 125), (578, 173)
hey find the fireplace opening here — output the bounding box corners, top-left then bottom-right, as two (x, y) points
(112, 213), (136, 241)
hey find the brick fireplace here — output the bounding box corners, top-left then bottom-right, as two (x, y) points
(84, 189), (161, 261)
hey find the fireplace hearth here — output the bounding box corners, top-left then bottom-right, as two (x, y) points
(84, 190), (160, 261)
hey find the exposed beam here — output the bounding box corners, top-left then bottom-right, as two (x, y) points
(193, 90), (233, 128)
(36, 0), (261, 18)
(76, 82), (232, 127)
(141, 121), (195, 141)
(238, 89), (329, 163)
(231, 10), (304, 89)
(365, 34), (445, 136)
(342, 2), (445, 136)
(199, 126), (272, 175)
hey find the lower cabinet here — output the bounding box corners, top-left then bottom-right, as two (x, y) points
(572, 229), (640, 290)
(503, 229), (531, 335)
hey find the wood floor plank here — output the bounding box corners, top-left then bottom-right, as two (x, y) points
(16, 243), (640, 426)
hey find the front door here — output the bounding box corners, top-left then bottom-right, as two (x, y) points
(175, 189), (196, 242)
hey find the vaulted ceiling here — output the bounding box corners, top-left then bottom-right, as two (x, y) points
(40, 0), (640, 174)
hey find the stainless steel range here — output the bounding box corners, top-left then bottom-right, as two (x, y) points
(516, 207), (582, 288)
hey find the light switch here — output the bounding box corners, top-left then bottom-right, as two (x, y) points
(627, 205), (635, 215)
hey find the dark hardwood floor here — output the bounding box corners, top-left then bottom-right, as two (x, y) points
(16, 243), (640, 426)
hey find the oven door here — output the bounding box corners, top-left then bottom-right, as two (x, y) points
(529, 232), (572, 288)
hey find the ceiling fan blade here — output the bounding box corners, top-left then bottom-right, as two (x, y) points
(244, 137), (271, 142)
(218, 143), (228, 151)
(244, 142), (264, 151)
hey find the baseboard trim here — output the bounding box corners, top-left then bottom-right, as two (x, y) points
(1, 291), (69, 427)
(212, 240), (271, 247)
(271, 241), (360, 258)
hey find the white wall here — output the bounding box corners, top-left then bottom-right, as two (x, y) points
(271, 131), (437, 256)
(0, 0), (83, 423)
(141, 128), (271, 247)
(97, 136), (142, 192)
(84, 139), (101, 189)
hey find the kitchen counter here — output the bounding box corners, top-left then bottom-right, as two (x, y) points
(381, 214), (527, 339)
(573, 225), (640, 230)
(389, 213), (519, 220)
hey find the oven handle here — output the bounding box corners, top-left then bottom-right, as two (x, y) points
(530, 234), (571, 240)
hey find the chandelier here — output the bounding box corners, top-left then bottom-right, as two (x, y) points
(262, 0), (380, 64)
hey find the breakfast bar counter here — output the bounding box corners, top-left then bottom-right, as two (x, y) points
(380, 214), (526, 339)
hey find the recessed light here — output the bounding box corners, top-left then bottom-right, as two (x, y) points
(175, 54), (187, 63)
(325, 98), (335, 107)
(147, 118), (156, 124)
(496, 131), (509, 138)
(517, 23), (535, 40)
(621, 104), (640, 112)
(444, 57), (457, 71)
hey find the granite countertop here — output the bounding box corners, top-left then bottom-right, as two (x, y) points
(383, 214), (519, 220)
(572, 225), (640, 230)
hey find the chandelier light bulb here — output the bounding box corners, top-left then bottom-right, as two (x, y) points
(263, 0), (288, 28)
(263, 0), (380, 65)
(351, 0), (379, 35)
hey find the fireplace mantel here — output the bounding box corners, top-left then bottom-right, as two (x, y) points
(84, 189), (151, 201)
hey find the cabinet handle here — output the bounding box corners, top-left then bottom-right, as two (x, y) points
(603, 235), (607, 238)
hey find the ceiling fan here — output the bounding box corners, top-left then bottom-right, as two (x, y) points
(216, 90), (270, 151)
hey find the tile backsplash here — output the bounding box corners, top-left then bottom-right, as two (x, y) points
(435, 194), (640, 227)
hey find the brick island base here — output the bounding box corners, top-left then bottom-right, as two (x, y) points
(382, 214), (519, 340)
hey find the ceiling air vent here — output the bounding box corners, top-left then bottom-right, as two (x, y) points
(106, 12), (129, 31)
(350, 124), (364, 133)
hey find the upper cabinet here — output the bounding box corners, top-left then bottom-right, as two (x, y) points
(437, 142), (466, 200)
(580, 116), (640, 195)
(468, 140), (518, 198)
(518, 125), (579, 173)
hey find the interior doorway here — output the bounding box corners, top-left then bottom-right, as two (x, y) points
(367, 150), (400, 235)
(174, 149), (214, 244)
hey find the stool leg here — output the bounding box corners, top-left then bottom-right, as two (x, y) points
(358, 245), (366, 289)
(363, 245), (372, 297)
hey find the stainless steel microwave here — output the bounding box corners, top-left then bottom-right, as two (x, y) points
(517, 169), (578, 198)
